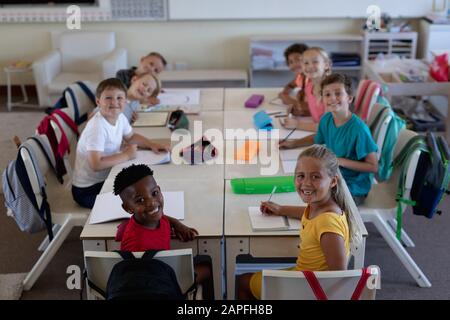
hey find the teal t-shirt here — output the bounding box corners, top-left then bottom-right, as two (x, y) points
(314, 112), (378, 197)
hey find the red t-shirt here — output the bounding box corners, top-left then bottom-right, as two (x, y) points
(116, 215), (171, 251)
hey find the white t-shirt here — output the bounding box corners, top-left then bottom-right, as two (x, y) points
(72, 112), (133, 188)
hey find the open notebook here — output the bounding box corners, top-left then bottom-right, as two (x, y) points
(89, 191), (184, 224)
(248, 207), (300, 231)
(132, 112), (169, 127)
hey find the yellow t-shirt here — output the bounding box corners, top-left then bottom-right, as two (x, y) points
(296, 205), (350, 271)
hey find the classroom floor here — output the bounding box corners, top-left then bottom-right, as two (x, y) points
(1, 192), (449, 300)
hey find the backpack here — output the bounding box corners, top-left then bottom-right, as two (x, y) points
(354, 80), (381, 121)
(36, 110), (79, 183)
(393, 132), (450, 239)
(370, 102), (406, 182)
(48, 81), (96, 125)
(2, 136), (54, 240)
(87, 250), (197, 300)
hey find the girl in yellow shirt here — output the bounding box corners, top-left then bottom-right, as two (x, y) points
(238, 144), (360, 299)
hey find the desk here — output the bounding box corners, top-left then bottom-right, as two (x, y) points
(80, 178), (225, 300)
(199, 88), (225, 111)
(160, 69), (248, 88)
(363, 59), (450, 140)
(224, 88), (285, 111)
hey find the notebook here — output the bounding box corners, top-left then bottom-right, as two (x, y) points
(89, 191), (184, 224)
(132, 112), (169, 127)
(248, 207), (301, 231)
(112, 150), (171, 173)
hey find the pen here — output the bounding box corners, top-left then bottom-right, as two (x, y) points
(267, 111), (282, 116)
(268, 186), (277, 202)
(280, 128), (296, 143)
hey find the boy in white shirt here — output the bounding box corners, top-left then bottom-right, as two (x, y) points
(72, 78), (169, 208)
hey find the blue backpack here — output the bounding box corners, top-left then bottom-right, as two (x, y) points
(2, 136), (56, 240)
(393, 132), (450, 239)
(47, 81), (96, 125)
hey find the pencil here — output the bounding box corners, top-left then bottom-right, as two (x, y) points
(268, 186), (277, 202)
(280, 128), (296, 143)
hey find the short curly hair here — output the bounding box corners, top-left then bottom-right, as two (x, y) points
(284, 43), (308, 64)
(320, 73), (353, 96)
(113, 164), (154, 196)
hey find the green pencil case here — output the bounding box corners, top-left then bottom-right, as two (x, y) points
(230, 176), (296, 194)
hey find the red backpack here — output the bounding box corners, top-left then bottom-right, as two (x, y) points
(36, 109), (79, 182)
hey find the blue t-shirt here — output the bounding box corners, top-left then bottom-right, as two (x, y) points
(314, 112), (378, 197)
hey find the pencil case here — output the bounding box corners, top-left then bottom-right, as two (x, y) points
(245, 94), (264, 108)
(167, 110), (189, 131)
(230, 176), (296, 194)
(253, 110), (273, 131)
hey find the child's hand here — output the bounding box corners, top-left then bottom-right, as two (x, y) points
(147, 96), (160, 106)
(173, 223), (198, 242)
(260, 201), (283, 216)
(123, 144), (138, 159)
(148, 142), (171, 153)
(130, 111), (139, 125)
(280, 117), (299, 129)
(279, 139), (299, 150)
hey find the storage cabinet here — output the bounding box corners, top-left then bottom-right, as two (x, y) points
(249, 34), (363, 87)
(362, 31), (417, 61)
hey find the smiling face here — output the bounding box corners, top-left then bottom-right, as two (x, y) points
(120, 175), (164, 228)
(322, 82), (353, 115)
(137, 55), (165, 76)
(97, 87), (127, 125)
(287, 52), (303, 75)
(128, 74), (158, 103)
(294, 156), (337, 205)
(301, 49), (330, 80)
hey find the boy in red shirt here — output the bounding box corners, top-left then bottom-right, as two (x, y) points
(113, 164), (211, 295)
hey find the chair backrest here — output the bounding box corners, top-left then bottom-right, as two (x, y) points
(84, 249), (195, 298)
(261, 265), (380, 300)
(51, 31), (116, 74)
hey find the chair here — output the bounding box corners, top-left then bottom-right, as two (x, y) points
(32, 31), (126, 107)
(367, 103), (392, 161)
(84, 249), (195, 300)
(261, 265), (380, 300)
(19, 135), (90, 291)
(358, 129), (431, 287)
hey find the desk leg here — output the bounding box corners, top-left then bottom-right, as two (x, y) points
(226, 237), (249, 300)
(198, 238), (224, 300)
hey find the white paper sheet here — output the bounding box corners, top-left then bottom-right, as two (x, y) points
(248, 207), (288, 231)
(140, 89), (201, 114)
(113, 150), (171, 172)
(89, 191), (184, 224)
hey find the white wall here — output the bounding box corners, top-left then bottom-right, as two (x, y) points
(0, 18), (417, 85)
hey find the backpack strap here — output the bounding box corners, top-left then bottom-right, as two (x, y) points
(302, 270), (328, 300)
(52, 109), (79, 137)
(16, 143), (53, 241)
(142, 250), (160, 260)
(350, 267), (371, 300)
(114, 250), (136, 260)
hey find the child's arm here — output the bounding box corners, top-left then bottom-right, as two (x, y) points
(337, 152), (378, 173)
(260, 201), (305, 220)
(124, 133), (170, 153)
(279, 133), (315, 149)
(281, 117), (318, 132)
(86, 145), (137, 171)
(321, 233), (348, 270)
(166, 216), (198, 242)
(279, 80), (298, 106)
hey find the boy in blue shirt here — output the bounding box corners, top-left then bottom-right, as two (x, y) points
(280, 73), (378, 204)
